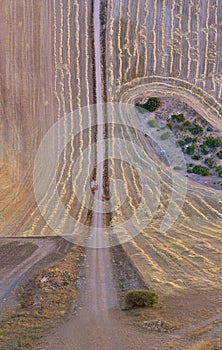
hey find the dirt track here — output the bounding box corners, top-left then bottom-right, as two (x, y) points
(0, 237), (72, 313)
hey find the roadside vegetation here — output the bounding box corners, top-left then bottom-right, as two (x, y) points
(0, 246), (83, 349)
(124, 290), (158, 309)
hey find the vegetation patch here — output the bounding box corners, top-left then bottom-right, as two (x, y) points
(136, 97), (161, 112)
(0, 246), (83, 349)
(124, 290), (158, 309)
(136, 95), (222, 187)
(192, 165), (209, 176)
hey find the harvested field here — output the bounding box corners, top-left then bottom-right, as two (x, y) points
(0, 0), (221, 349)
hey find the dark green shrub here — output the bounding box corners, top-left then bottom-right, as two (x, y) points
(185, 137), (193, 144)
(184, 121), (192, 128)
(136, 97), (161, 112)
(171, 113), (185, 122)
(177, 140), (184, 148)
(189, 125), (203, 135)
(204, 137), (222, 148)
(124, 290), (158, 309)
(192, 155), (201, 160)
(186, 145), (195, 155)
(192, 165), (209, 176)
(200, 146), (209, 155)
(166, 123), (173, 130)
(216, 151), (222, 159)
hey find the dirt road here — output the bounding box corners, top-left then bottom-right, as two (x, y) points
(38, 2), (151, 348)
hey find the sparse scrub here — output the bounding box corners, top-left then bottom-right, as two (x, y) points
(171, 113), (185, 122)
(189, 124), (203, 135)
(188, 340), (222, 350)
(160, 132), (171, 140)
(0, 246), (82, 349)
(124, 290), (158, 309)
(148, 119), (158, 128)
(204, 158), (216, 168)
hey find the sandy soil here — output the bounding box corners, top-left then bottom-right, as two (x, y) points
(0, 237), (72, 315)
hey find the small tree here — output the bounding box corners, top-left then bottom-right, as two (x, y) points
(192, 165), (209, 176)
(136, 97), (161, 112)
(171, 113), (185, 122)
(186, 145), (196, 155)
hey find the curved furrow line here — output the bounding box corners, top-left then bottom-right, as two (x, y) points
(141, 0), (149, 76)
(215, 0), (222, 101)
(174, 222), (222, 248)
(169, 0), (175, 75)
(128, 238), (168, 282)
(141, 228), (216, 271)
(188, 194), (222, 220)
(134, 0), (141, 77)
(160, 0), (166, 74)
(119, 79), (222, 122)
(135, 232), (216, 284)
(106, 0), (115, 101)
(123, 0), (132, 83)
(30, 0), (63, 234)
(202, 0), (210, 89)
(194, 0), (201, 84)
(39, 0), (70, 235)
(117, 1), (123, 93)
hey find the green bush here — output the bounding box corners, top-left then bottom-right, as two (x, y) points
(192, 155), (201, 160)
(204, 158), (216, 168)
(124, 290), (158, 309)
(216, 151), (222, 159)
(204, 137), (222, 148)
(177, 140), (184, 148)
(186, 145), (195, 155)
(184, 120), (192, 127)
(171, 113), (185, 122)
(136, 97), (161, 112)
(200, 145), (209, 155)
(184, 137), (193, 144)
(166, 123), (173, 130)
(192, 165), (209, 176)
(189, 124), (203, 135)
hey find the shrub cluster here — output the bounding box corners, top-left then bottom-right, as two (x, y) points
(124, 290), (158, 309)
(136, 97), (161, 112)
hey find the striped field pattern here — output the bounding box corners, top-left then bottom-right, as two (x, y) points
(0, 0), (221, 313)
